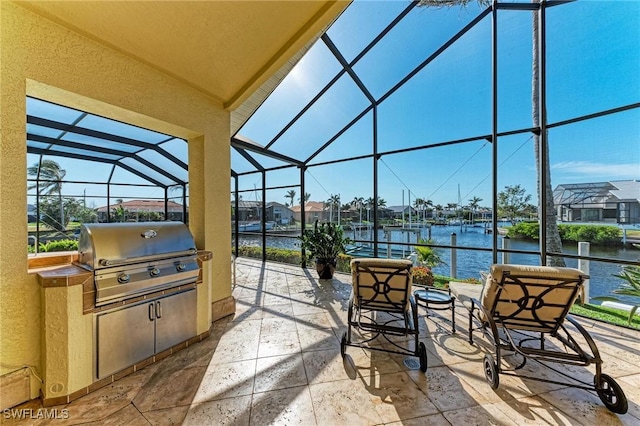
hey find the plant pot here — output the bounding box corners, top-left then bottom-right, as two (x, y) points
(315, 258), (336, 279)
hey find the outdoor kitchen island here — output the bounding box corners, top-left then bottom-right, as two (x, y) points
(31, 236), (214, 407)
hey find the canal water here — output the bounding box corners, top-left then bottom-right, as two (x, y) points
(238, 224), (640, 304)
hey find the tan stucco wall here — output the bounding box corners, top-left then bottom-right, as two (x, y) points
(40, 285), (93, 399)
(0, 2), (230, 400)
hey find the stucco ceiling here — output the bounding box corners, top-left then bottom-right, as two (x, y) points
(15, 1), (348, 129)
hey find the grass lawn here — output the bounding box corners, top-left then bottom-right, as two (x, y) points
(571, 303), (640, 330)
(626, 229), (640, 243)
(28, 221), (81, 232)
(432, 274), (640, 330)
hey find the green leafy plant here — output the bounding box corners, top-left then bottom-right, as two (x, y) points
(336, 253), (353, 273)
(38, 239), (78, 252)
(593, 265), (640, 324)
(298, 221), (352, 262)
(508, 222), (621, 246)
(414, 238), (446, 268)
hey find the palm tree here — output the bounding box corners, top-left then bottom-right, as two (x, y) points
(285, 189), (296, 207)
(28, 159), (66, 229)
(425, 199), (434, 220)
(435, 204), (443, 220)
(531, 2), (564, 266)
(419, 0), (484, 6)
(326, 194), (341, 223)
(415, 238), (446, 268)
(363, 197), (386, 221)
(352, 196), (364, 223)
(469, 196), (482, 224)
(364, 197), (374, 222)
(298, 192), (310, 204)
(468, 196), (482, 210)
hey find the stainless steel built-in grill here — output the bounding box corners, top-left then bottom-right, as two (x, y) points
(78, 221), (199, 306)
(78, 221), (200, 379)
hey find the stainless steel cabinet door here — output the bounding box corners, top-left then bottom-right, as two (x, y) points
(96, 301), (155, 379)
(155, 289), (197, 353)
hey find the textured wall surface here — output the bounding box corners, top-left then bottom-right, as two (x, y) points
(41, 287), (71, 398)
(1, 1), (231, 399)
(0, 2), (42, 399)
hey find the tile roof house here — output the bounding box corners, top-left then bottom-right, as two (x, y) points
(290, 201), (329, 224)
(95, 199), (186, 222)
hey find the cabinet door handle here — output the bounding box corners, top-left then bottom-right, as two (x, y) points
(149, 303), (155, 321)
(155, 301), (162, 319)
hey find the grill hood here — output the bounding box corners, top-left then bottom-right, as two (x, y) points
(78, 221), (197, 270)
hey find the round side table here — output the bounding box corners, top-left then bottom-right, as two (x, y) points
(414, 287), (456, 334)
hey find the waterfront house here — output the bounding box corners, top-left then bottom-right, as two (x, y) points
(95, 199), (186, 222)
(553, 180), (640, 224)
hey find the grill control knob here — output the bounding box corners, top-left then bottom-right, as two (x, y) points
(149, 268), (161, 277)
(117, 273), (130, 284)
(176, 264), (186, 272)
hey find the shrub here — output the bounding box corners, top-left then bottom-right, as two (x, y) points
(561, 224), (620, 245)
(336, 253), (353, 273)
(236, 246), (301, 264)
(266, 248), (302, 264)
(508, 222), (621, 246)
(38, 239), (78, 252)
(237, 246), (262, 259)
(234, 246), (354, 273)
(413, 266), (434, 286)
(507, 221), (539, 240)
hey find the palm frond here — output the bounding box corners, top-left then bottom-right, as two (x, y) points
(418, 0), (492, 8)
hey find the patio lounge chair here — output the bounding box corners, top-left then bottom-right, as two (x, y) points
(451, 264), (628, 414)
(341, 258), (427, 372)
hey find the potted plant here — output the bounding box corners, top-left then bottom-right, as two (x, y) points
(298, 221), (352, 279)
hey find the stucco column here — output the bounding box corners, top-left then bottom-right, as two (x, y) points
(201, 112), (234, 321)
(0, 4), (42, 400)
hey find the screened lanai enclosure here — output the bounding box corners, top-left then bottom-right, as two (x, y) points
(231, 1), (639, 301)
(26, 97), (189, 251)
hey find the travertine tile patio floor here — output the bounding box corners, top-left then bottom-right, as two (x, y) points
(5, 257), (639, 425)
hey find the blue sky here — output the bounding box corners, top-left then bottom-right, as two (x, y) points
(28, 1), (639, 211)
(234, 0), (639, 209)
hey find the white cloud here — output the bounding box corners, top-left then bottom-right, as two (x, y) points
(551, 161), (640, 179)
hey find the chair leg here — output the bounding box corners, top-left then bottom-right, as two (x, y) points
(411, 297), (420, 354)
(346, 303), (353, 342)
(451, 299), (456, 334)
(467, 301), (474, 344)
